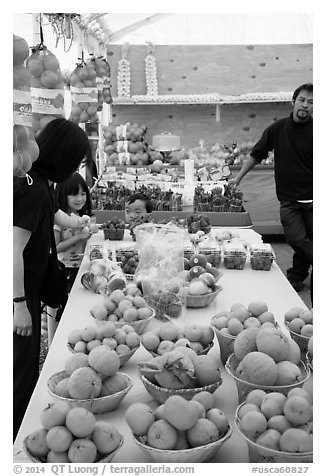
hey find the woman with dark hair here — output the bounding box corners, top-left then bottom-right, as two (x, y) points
(54, 172), (93, 292)
(13, 118), (90, 440)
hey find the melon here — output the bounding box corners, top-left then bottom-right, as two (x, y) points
(68, 367), (102, 399)
(256, 327), (290, 362)
(237, 351), (277, 386)
(99, 373), (127, 397)
(88, 345), (120, 377)
(234, 327), (259, 360)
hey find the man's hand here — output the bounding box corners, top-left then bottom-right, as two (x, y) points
(228, 177), (240, 188)
(13, 302), (32, 336)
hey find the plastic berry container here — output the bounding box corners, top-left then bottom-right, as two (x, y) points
(115, 242), (139, 277)
(223, 242), (247, 270)
(184, 241), (195, 260)
(197, 238), (222, 267)
(250, 244), (275, 271)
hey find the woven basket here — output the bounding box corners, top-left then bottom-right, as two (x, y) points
(66, 342), (139, 368)
(225, 354), (310, 404)
(284, 321), (311, 354)
(133, 425), (232, 463)
(212, 325), (236, 365)
(94, 308), (155, 334)
(148, 342), (214, 358)
(139, 373), (222, 404)
(234, 405), (312, 463)
(23, 434), (124, 463)
(186, 286), (221, 309)
(47, 371), (132, 413)
(306, 351), (313, 372)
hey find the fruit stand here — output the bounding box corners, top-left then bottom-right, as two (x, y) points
(13, 227), (312, 464)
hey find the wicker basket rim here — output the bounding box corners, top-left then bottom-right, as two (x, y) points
(23, 434), (124, 463)
(48, 371), (133, 403)
(67, 342), (139, 357)
(139, 373), (222, 394)
(133, 425), (232, 455)
(225, 353), (310, 390)
(284, 321), (311, 340)
(234, 406), (312, 457)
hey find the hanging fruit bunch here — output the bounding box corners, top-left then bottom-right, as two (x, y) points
(26, 39), (65, 135)
(117, 43), (131, 97)
(88, 55), (112, 110)
(69, 55), (99, 124)
(13, 34), (39, 176)
(145, 42), (158, 96)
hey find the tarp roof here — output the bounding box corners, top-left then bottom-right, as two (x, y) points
(98, 13), (313, 45)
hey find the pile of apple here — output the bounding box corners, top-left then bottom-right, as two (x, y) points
(284, 307), (313, 354)
(67, 321), (140, 360)
(184, 253), (221, 295)
(126, 393), (230, 451)
(103, 123), (149, 166)
(27, 44), (65, 134)
(237, 387), (312, 454)
(25, 401), (122, 463)
(141, 322), (215, 356)
(51, 341), (129, 400)
(13, 34), (39, 175)
(90, 286), (154, 325)
(102, 217), (125, 240)
(212, 301), (277, 337)
(81, 258), (127, 295)
(69, 61), (99, 124)
(116, 247), (139, 275)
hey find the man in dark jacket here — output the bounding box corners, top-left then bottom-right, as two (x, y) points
(229, 83), (313, 300)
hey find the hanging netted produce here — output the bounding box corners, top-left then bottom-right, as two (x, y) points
(13, 34), (39, 176)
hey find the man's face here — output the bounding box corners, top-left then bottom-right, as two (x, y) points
(292, 89), (313, 123)
(125, 199), (147, 223)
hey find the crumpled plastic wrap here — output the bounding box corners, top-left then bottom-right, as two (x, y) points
(134, 223), (186, 320)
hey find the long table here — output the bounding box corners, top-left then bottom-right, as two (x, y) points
(13, 228), (310, 463)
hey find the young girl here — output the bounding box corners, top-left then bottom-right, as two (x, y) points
(54, 172), (93, 293)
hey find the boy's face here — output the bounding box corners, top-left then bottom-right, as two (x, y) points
(125, 199), (148, 223)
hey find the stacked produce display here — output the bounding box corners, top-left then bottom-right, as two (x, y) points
(103, 122), (149, 166)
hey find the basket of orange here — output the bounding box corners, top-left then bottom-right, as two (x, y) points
(225, 322), (310, 403)
(24, 402), (123, 463)
(67, 322), (141, 368)
(235, 387), (313, 463)
(283, 306), (313, 355)
(125, 394), (232, 463)
(140, 322), (215, 358)
(211, 301), (279, 365)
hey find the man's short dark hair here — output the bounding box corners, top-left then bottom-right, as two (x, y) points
(292, 83), (313, 102)
(125, 192), (153, 213)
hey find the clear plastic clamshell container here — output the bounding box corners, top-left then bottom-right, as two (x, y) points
(184, 240), (195, 260)
(197, 238), (222, 267)
(250, 243), (275, 271)
(223, 242), (247, 270)
(115, 242), (139, 276)
(88, 244), (107, 261)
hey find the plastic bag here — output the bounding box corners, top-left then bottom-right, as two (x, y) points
(134, 223), (186, 320)
(69, 60), (99, 124)
(13, 34), (39, 175)
(27, 44), (65, 134)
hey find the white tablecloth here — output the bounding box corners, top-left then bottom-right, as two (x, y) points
(13, 228), (309, 463)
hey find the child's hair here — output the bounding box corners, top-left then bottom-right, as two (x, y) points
(125, 192), (153, 213)
(54, 172), (92, 216)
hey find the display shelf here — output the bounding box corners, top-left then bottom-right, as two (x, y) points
(113, 92), (292, 106)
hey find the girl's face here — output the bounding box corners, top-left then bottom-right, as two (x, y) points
(67, 186), (87, 213)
